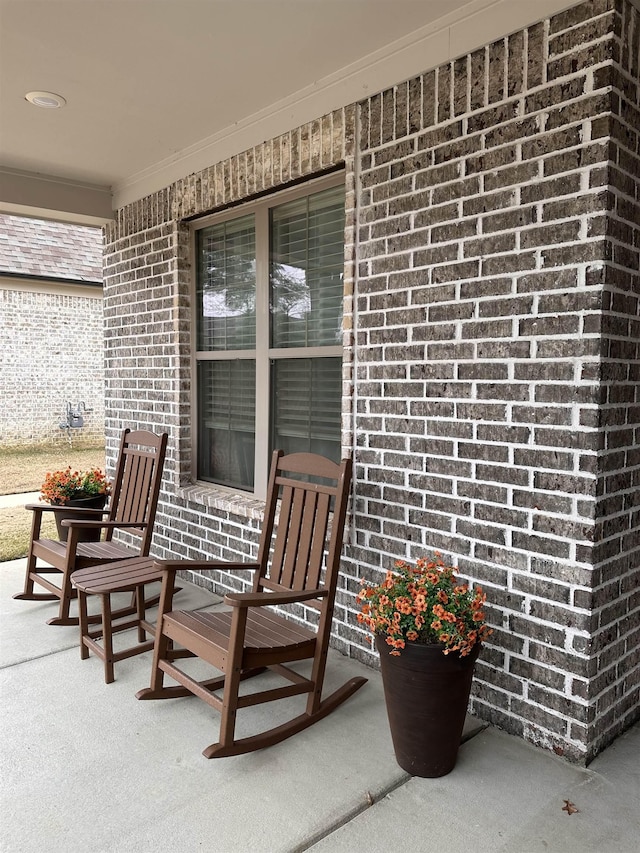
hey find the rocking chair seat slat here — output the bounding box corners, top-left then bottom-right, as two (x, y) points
(165, 609), (316, 658)
(34, 538), (137, 563)
(75, 541), (138, 561)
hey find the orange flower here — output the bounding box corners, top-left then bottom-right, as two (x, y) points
(413, 593), (427, 611)
(355, 554), (491, 657)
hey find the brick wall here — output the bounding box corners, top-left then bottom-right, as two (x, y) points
(0, 283), (105, 446)
(351, 0), (639, 762)
(588, 0), (640, 755)
(102, 0), (638, 764)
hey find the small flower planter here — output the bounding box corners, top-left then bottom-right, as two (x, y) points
(358, 554), (492, 777)
(375, 635), (481, 777)
(54, 495), (107, 542)
(40, 466), (111, 542)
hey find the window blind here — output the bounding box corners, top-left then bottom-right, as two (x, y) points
(270, 357), (341, 460)
(198, 360), (256, 489)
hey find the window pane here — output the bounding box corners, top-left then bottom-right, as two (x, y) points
(198, 361), (256, 489)
(270, 358), (342, 462)
(270, 185), (344, 348)
(197, 214), (256, 351)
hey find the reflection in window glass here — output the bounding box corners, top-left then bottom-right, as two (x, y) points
(270, 186), (344, 348)
(197, 215), (256, 351)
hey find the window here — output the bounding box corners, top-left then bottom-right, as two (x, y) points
(194, 176), (345, 497)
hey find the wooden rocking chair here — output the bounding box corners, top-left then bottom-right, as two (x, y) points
(136, 450), (367, 758)
(14, 428), (168, 626)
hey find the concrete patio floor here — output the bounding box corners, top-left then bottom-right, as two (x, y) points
(1, 556), (638, 853)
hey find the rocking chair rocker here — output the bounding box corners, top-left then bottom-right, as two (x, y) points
(136, 450), (366, 758)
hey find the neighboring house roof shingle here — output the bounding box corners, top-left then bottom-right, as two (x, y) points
(0, 214), (102, 283)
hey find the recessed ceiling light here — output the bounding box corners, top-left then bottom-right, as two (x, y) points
(25, 91), (66, 109)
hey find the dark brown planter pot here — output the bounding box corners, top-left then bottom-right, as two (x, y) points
(54, 495), (107, 543)
(375, 634), (481, 778)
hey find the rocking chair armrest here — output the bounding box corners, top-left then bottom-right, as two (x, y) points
(59, 515), (125, 530)
(225, 587), (329, 608)
(62, 519), (145, 530)
(25, 503), (104, 516)
(152, 559), (262, 574)
(25, 502), (58, 513)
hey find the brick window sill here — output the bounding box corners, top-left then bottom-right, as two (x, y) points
(178, 483), (266, 521)
(177, 481), (345, 540)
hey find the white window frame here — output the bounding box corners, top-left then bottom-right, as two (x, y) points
(190, 172), (345, 500)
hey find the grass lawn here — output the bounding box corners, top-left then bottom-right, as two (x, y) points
(0, 442), (105, 561)
(0, 506), (58, 561)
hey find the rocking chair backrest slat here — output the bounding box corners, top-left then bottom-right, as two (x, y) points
(306, 490), (331, 590)
(255, 451), (351, 608)
(291, 490), (317, 590)
(114, 454), (137, 524)
(270, 483), (294, 587)
(280, 485), (312, 590)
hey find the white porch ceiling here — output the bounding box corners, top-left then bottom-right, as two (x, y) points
(0, 0), (581, 224)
